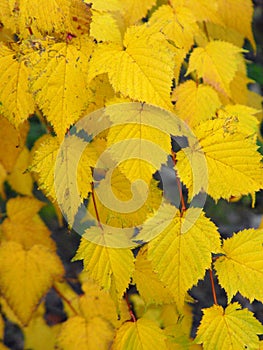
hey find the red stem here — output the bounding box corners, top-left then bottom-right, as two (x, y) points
(125, 293), (136, 322)
(91, 182), (103, 230)
(209, 269), (218, 305)
(53, 284), (78, 316)
(171, 150), (186, 214)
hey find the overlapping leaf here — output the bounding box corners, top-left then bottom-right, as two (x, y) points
(88, 25), (174, 109)
(0, 241), (64, 325)
(195, 303), (263, 349)
(214, 229), (263, 303)
(138, 204), (221, 308)
(176, 117), (263, 201)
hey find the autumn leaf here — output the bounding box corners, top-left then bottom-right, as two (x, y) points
(214, 228), (263, 303)
(88, 25), (175, 109)
(186, 40), (243, 96)
(138, 204), (221, 308)
(176, 117), (263, 201)
(112, 318), (167, 350)
(195, 303), (263, 350)
(0, 241), (64, 325)
(0, 43), (35, 127)
(30, 35), (94, 141)
(73, 237), (134, 304)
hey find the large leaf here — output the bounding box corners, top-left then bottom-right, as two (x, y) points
(214, 229), (263, 303)
(195, 303), (263, 350)
(88, 25), (174, 109)
(138, 204), (221, 308)
(0, 44), (34, 127)
(0, 241), (64, 325)
(176, 117), (263, 201)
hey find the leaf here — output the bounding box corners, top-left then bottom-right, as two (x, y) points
(112, 318), (167, 350)
(176, 117), (263, 201)
(90, 10), (122, 43)
(0, 43), (35, 127)
(0, 241), (64, 325)
(133, 246), (173, 305)
(31, 36), (93, 140)
(217, 0), (255, 50)
(0, 116), (29, 172)
(214, 229), (263, 303)
(88, 25), (174, 109)
(139, 204), (221, 308)
(0, 0), (17, 34)
(195, 303), (263, 350)
(56, 315), (114, 350)
(149, 5), (199, 54)
(7, 147), (33, 195)
(120, 0), (156, 25)
(182, 0), (222, 24)
(186, 40), (243, 96)
(2, 196), (55, 250)
(73, 237), (134, 303)
(173, 80), (222, 127)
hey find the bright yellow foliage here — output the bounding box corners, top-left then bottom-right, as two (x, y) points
(195, 303), (263, 349)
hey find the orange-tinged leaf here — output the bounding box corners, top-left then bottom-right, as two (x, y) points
(173, 80), (221, 127)
(56, 315), (114, 350)
(31, 36), (93, 140)
(0, 241), (64, 325)
(88, 25), (174, 109)
(217, 0), (255, 50)
(176, 117), (263, 201)
(138, 205), (221, 308)
(214, 229), (263, 303)
(7, 147), (33, 195)
(0, 43), (35, 127)
(186, 40), (243, 96)
(112, 318), (167, 350)
(195, 303), (263, 350)
(5, 196), (44, 222)
(0, 163), (7, 198)
(73, 238), (134, 303)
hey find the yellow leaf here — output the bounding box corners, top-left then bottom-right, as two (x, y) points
(139, 205), (221, 308)
(0, 241), (64, 325)
(90, 10), (122, 43)
(73, 237), (134, 303)
(121, 0), (156, 25)
(56, 315), (114, 350)
(176, 117), (263, 201)
(186, 40), (243, 96)
(217, 0), (255, 51)
(88, 25), (174, 109)
(195, 303), (263, 349)
(112, 318), (167, 350)
(204, 22), (245, 49)
(31, 36), (93, 140)
(173, 80), (222, 127)
(149, 5), (199, 54)
(7, 147), (33, 195)
(182, 0), (222, 24)
(133, 246), (173, 305)
(217, 104), (259, 140)
(0, 0), (17, 34)
(0, 116), (29, 172)
(1, 196), (55, 250)
(0, 163), (7, 198)
(0, 43), (35, 127)
(87, 0), (122, 12)
(214, 229), (263, 303)
(23, 304), (61, 350)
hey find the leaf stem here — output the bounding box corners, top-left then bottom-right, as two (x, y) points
(53, 284), (79, 316)
(209, 269), (218, 305)
(171, 150), (186, 214)
(125, 293), (136, 322)
(91, 182), (103, 230)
